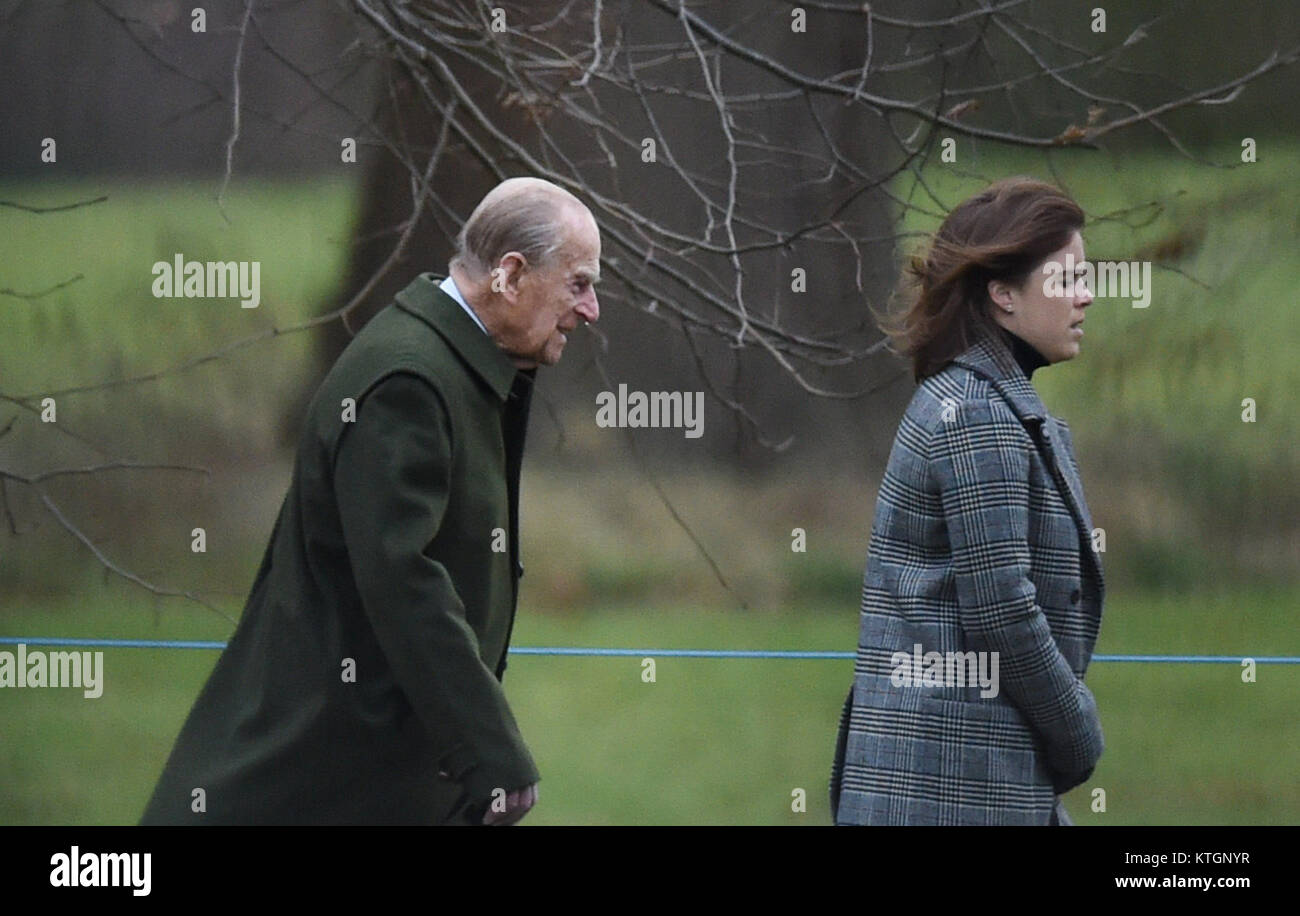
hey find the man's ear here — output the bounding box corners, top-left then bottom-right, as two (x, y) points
(493, 253), (528, 303)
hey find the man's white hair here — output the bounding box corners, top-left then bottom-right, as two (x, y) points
(450, 177), (587, 277)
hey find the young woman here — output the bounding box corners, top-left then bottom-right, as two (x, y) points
(830, 177), (1105, 826)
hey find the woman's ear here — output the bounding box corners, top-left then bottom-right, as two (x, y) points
(987, 278), (1015, 312)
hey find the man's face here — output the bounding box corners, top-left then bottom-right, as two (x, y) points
(493, 207), (601, 368)
(995, 230), (1093, 364)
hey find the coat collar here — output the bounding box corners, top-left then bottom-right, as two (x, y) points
(950, 323), (1048, 424)
(394, 272), (519, 402)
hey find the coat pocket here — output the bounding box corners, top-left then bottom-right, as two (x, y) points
(912, 693), (1056, 804)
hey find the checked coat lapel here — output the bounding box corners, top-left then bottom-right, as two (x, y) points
(952, 326), (1105, 603)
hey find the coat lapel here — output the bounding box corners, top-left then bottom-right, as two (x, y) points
(952, 326), (1104, 595)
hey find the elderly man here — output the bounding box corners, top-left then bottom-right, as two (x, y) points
(141, 177), (601, 826)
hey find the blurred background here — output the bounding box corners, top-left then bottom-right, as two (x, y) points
(1, 0), (1296, 824)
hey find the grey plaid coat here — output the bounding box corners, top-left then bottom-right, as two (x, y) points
(831, 324), (1105, 825)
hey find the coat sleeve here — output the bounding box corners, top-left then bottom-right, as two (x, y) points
(929, 396), (1103, 792)
(332, 371), (539, 806)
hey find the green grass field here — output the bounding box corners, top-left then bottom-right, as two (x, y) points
(1, 583), (1295, 825)
(0, 177), (358, 458)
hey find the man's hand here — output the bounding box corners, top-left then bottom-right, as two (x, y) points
(482, 783), (539, 826)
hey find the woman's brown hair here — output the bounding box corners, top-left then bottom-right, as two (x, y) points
(878, 176), (1085, 381)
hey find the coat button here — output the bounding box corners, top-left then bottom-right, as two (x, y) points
(1069, 588), (1081, 605)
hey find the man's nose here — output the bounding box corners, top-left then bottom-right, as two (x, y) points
(578, 291), (599, 324)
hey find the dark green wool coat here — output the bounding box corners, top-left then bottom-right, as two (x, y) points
(141, 273), (539, 825)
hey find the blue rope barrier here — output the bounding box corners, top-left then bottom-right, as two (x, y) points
(0, 637), (229, 650)
(0, 636), (1297, 663)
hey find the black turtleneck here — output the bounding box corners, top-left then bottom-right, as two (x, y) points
(999, 325), (1049, 380)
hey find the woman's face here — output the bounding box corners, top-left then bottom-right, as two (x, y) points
(989, 230), (1093, 363)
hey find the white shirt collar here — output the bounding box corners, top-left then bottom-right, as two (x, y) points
(439, 274), (488, 335)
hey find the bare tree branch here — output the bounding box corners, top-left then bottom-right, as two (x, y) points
(0, 195), (107, 213)
(1, 461), (210, 486)
(33, 485), (236, 624)
(0, 274), (84, 301)
(216, 0), (256, 222)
